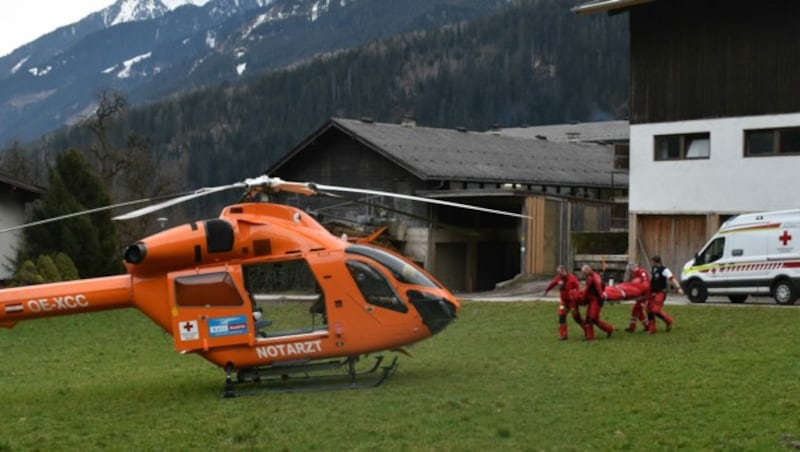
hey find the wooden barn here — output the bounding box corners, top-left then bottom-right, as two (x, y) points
(575, 0), (800, 271)
(266, 117), (626, 292)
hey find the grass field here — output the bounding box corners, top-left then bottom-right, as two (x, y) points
(1, 300), (799, 451)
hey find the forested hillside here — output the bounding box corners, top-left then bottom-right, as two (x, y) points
(35, 0), (628, 193)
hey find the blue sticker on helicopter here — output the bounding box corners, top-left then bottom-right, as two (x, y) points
(208, 315), (249, 337)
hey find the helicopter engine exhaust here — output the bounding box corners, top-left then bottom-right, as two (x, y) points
(124, 242), (147, 264)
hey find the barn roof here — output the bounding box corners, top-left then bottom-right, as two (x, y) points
(0, 171), (43, 202)
(271, 118), (626, 189)
(495, 120), (629, 144)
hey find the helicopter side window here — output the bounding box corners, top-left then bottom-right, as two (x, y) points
(346, 244), (440, 288)
(346, 260), (407, 313)
(175, 272), (244, 307)
(243, 259), (327, 337)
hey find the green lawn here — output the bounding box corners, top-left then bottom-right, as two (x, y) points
(1, 301), (798, 451)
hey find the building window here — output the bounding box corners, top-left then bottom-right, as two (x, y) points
(745, 127), (800, 156)
(654, 133), (710, 160)
(614, 144), (629, 170)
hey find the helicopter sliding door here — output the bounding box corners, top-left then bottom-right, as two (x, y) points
(242, 258), (328, 337)
(168, 268), (253, 353)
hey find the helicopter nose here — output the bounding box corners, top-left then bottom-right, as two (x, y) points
(407, 291), (458, 335)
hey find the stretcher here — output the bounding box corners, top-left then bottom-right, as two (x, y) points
(602, 280), (650, 301)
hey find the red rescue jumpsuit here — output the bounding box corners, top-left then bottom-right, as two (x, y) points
(648, 264), (675, 333)
(545, 272), (583, 340)
(624, 266), (651, 332)
(582, 270), (614, 340)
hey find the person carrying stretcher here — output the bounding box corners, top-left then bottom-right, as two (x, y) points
(543, 264), (584, 340)
(599, 263), (651, 332)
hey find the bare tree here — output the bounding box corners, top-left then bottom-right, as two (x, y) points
(83, 90), (132, 190)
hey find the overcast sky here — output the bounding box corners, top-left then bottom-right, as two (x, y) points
(0, 0), (197, 57)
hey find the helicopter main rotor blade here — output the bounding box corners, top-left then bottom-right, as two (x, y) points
(0, 197), (169, 234)
(112, 176), (320, 221)
(314, 184), (534, 220)
(113, 184), (245, 220)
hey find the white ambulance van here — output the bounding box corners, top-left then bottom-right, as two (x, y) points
(680, 209), (800, 305)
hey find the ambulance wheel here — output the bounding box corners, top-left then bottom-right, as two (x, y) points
(685, 279), (707, 303)
(728, 295), (747, 304)
(772, 279), (797, 305)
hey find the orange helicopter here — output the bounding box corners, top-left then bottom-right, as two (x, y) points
(0, 176), (529, 396)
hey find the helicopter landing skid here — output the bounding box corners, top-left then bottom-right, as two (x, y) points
(222, 355), (399, 397)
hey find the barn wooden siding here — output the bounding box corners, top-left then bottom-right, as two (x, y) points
(524, 197), (618, 275)
(275, 128), (430, 221)
(632, 214), (722, 270)
(629, 0), (800, 124)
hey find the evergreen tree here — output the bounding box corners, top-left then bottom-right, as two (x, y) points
(36, 255), (61, 283)
(23, 150), (121, 277)
(12, 260), (42, 286)
(0, 141), (42, 185)
(53, 253), (80, 280)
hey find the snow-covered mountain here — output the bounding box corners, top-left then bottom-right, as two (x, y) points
(97, 0), (169, 26)
(0, 0), (508, 144)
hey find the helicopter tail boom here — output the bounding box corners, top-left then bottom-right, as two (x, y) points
(0, 275), (133, 326)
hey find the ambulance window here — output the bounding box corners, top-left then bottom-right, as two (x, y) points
(175, 272), (243, 307)
(346, 260), (407, 313)
(697, 237), (725, 265)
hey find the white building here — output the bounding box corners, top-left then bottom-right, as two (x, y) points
(575, 0), (800, 270)
(0, 173), (43, 280)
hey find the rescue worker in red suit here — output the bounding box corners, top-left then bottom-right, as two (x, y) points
(623, 263), (651, 332)
(648, 255), (682, 333)
(543, 265), (583, 340)
(580, 264), (614, 340)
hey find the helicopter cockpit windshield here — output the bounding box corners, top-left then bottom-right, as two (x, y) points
(345, 244), (439, 288)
